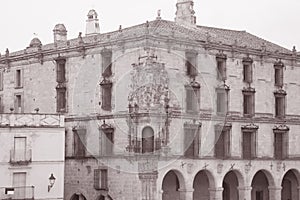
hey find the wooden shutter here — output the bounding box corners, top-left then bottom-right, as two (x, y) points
(13, 172), (26, 199)
(243, 95), (248, 115)
(14, 137), (26, 161)
(94, 169), (100, 190)
(100, 169), (108, 189)
(215, 130), (225, 158)
(274, 133), (283, 159)
(184, 128), (196, 157)
(101, 82), (112, 111)
(74, 129), (86, 157)
(243, 132), (252, 159)
(104, 132), (113, 155)
(102, 54), (112, 77)
(186, 54), (197, 77)
(186, 87), (193, 112)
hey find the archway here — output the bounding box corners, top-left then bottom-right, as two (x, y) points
(193, 170), (214, 200)
(222, 171), (241, 200)
(281, 170), (299, 200)
(70, 194), (87, 200)
(142, 126), (154, 153)
(251, 170), (274, 200)
(162, 170), (183, 200)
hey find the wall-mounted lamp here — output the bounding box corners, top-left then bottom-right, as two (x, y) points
(48, 173), (56, 192)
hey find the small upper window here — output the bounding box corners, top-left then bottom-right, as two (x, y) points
(15, 69), (22, 88)
(101, 50), (112, 78)
(186, 52), (198, 78)
(243, 57), (253, 83)
(216, 53), (227, 81)
(274, 61), (284, 87)
(243, 88), (255, 117)
(56, 58), (66, 83)
(274, 90), (286, 118)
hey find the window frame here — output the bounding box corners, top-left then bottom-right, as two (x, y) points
(216, 86), (230, 115)
(94, 168), (108, 191)
(216, 53), (227, 81)
(242, 88), (255, 117)
(56, 58), (66, 83)
(73, 128), (87, 158)
(273, 125), (289, 160)
(242, 57), (253, 83)
(183, 123), (201, 158)
(185, 82), (200, 113)
(185, 51), (198, 78)
(274, 90), (286, 118)
(15, 69), (23, 89)
(241, 124), (258, 159)
(274, 61), (284, 87)
(14, 93), (24, 113)
(214, 123), (232, 159)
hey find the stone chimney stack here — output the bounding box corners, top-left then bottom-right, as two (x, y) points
(53, 24), (67, 43)
(86, 9), (100, 36)
(175, 0), (196, 26)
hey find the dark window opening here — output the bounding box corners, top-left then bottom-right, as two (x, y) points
(184, 125), (200, 157)
(274, 62), (284, 87)
(217, 60), (226, 81)
(102, 52), (112, 78)
(243, 92), (255, 116)
(94, 169), (108, 190)
(100, 81), (112, 111)
(56, 60), (66, 83)
(275, 96), (285, 118)
(242, 131), (256, 159)
(185, 83), (200, 113)
(73, 129), (86, 158)
(215, 129), (230, 159)
(216, 91), (228, 114)
(15, 94), (23, 113)
(243, 64), (252, 83)
(16, 70), (22, 88)
(186, 54), (198, 77)
(56, 88), (66, 112)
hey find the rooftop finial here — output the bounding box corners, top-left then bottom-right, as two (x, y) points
(156, 9), (162, 20)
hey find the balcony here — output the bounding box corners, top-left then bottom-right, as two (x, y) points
(9, 149), (32, 165)
(0, 186), (34, 200)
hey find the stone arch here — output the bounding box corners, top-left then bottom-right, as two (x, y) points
(193, 170), (215, 200)
(251, 169), (275, 200)
(281, 169), (300, 200)
(161, 170), (185, 200)
(70, 193), (87, 200)
(222, 170), (244, 200)
(142, 126), (154, 153)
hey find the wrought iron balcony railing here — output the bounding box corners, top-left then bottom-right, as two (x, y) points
(0, 186), (34, 200)
(9, 149), (32, 165)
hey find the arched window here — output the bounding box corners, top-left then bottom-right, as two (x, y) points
(142, 127), (154, 153)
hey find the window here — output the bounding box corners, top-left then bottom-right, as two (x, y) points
(13, 137), (26, 161)
(185, 82), (200, 113)
(243, 88), (255, 116)
(274, 61), (284, 87)
(274, 91), (286, 118)
(100, 80), (112, 111)
(215, 124), (231, 159)
(184, 123), (200, 157)
(56, 88), (66, 112)
(15, 69), (22, 88)
(243, 57), (253, 83)
(56, 59), (66, 83)
(13, 172), (26, 199)
(94, 168), (108, 190)
(241, 124), (258, 159)
(216, 53), (227, 81)
(100, 122), (114, 155)
(14, 94), (23, 113)
(0, 71), (3, 91)
(0, 96), (3, 113)
(273, 125), (289, 160)
(186, 52), (198, 77)
(101, 50), (112, 78)
(142, 127), (154, 153)
(216, 86), (229, 115)
(73, 128), (86, 157)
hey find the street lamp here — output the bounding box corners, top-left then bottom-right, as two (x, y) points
(48, 173), (56, 192)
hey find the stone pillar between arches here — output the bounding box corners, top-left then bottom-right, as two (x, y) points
(268, 186), (282, 200)
(238, 186), (252, 200)
(209, 187), (223, 200)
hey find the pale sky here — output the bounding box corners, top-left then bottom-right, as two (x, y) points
(0, 0), (299, 53)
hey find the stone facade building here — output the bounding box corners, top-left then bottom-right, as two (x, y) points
(1, 0), (300, 200)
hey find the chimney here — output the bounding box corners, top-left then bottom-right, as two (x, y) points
(53, 24), (67, 43)
(175, 0), (196, 26)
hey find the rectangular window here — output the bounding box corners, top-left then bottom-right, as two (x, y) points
(15, 69), (22, 88)
(14, 94), (23, 113)
(73, 129), (86, 157)
(215, 129), (230, 159)
(94, 169), (108, 190)
(100, 82), (112, 111)
(56, 88), (66, 112)
(243, 63), (253, 83)
(242, 131), (256, 159)
(216, 90), (228, 114)
(101, 130), (114, 155)
(0, 71), (3, 91)
(102, 52), (112, 78)
(184, 125), (200, 157)
(217, 60), (226, 81)
(0, 96), (3, 113)
(13, 172), (26, 199)
(243, 92), (255, 116)
(274, 132), (288, 159)
(185, 84), (200, 113)
(186, 53), (198, 77)
(275, 67), (283, 86)
(14, 137), (26, 161)
(275, 96), (285, 117)
(56, 60), (66, 83)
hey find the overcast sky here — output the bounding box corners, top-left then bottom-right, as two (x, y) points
(0, 0), (299, 53)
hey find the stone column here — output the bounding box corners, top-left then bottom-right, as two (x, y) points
(209, 187), (223, 200)
(178, 189), (194, 200)
(238, 186), (252, 200)
(269, 186), (282, 200)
